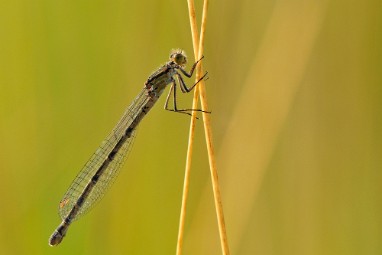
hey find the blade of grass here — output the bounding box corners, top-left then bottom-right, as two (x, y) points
(196, 3), (230, 255)
(176, 1), (230, 255)
(175, 1), (201, 253)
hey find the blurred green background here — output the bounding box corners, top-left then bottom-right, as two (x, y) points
(0, 0), (381, 254)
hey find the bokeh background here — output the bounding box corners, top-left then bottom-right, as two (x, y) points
(0, 0), (381, 254)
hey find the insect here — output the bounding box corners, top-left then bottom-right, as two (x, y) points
(49, 49), (208, 246)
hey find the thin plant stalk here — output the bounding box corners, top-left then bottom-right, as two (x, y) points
(175, 1), (201, 253)
(176, 0), (230, 254)
(175, 1), (202, 254)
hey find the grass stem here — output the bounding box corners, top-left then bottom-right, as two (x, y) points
(176, 1), (230, 254)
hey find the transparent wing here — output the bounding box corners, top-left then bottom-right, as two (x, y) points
(58, 88), (149, 221)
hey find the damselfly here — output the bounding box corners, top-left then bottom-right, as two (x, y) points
(49, 49), (208, 246)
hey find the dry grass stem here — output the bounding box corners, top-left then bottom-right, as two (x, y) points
(176, 0), (230, 255)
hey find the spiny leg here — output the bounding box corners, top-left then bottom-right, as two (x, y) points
(179, 56), (205, 78)
(164, 81), (194, 117)
(164, 82), (175, 111)
(165, 55), (210, 116)
(178, 71), (208, 93)
(167, 73), (211, 115)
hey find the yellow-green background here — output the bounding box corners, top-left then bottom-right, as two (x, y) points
(0, 0), (381, 254)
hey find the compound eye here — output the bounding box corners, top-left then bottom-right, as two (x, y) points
(175, 54), (187, 65)
(169, 50), (187, 66)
